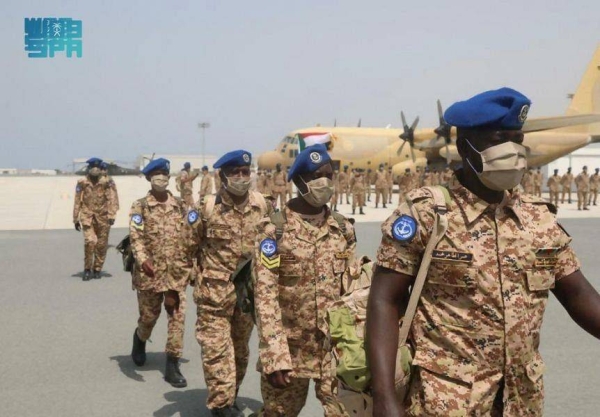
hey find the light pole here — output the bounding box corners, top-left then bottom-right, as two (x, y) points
(198, 122), (210, 166)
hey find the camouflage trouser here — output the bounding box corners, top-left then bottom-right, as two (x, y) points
(286, 185), (294, 201)
(577, 190), (589, 209)
(534, 185), (542, 197)
(388, 185), (393, 202)
(375, 187), (387, 207)
(589, 188), (598, 205)
(272, 186), (287, 209)
(331, 189), (339, 208)
(549, 190), (559, 206)
(195, 278), (254, 409)
(258, 373), (347, 417)
(339, 185), (350, 204)
(561, 186), (572, 203)
(82, 216), (111, 271)
(181, 191), (194, 208)
(136, 289), (187, 358)
(352, 190), (365, 209)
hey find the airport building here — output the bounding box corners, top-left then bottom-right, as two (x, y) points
(137, 154), (219, 173)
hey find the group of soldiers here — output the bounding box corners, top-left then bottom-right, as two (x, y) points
(545, 166), (600, 210)
(71, 87), (600, 417)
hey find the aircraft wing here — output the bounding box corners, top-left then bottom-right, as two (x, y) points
(522, 114), (600, 133)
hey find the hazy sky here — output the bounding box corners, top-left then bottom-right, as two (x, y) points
(2, 1), (599, 170)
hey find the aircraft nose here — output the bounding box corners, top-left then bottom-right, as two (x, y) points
(257, 151), (284, 170)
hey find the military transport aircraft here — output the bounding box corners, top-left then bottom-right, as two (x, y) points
(257, 46), (600, 179)
(75, 161), (141, 176)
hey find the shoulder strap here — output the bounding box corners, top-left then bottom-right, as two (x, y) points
(202, 194), (217, 221)
(398, 185), (450, 345)
(253, 191), (269, 215)
(269, 210), (287, 241)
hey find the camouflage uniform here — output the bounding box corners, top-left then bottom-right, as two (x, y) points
(286, 175), (294, 201)
(272, 170), (287, 209)
(560, 172), (574, 203)
(546, 174), (560, 207)
(349, 172), (366, 212)
(387, 169), (394, 203)
(521, 170), (534, 194)
(129, 192), (197, 357)
(214, 170), (222, 192)
(331, 172), (340, 211)
(73, 176), (118, 271)
(589, 172), (600, 205)
(199, 172), (213, 203)
(338, 170), (350, 204)
(376, 175), (580, 416)
(178, 170), (195, 207)
(104, 174), (120, 211)
(192, 189), (272, 410)
(422, 171), (434, 187)
(533, 170), (543, 197)
(374, 170), (388, 207)
(575, 170), (590, 210)
(440, 168), (453, 187)
(253, 206), (356, 416)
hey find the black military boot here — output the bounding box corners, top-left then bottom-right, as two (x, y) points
(93, 270), (101, 279)
(131, 329), (146, 366)
(165, 355), (187, 388)
(360, 208), (365, 215)
(83, 269), (91, 281)
(352, 208), (355, 215)
(210, 406), (244, 417)
(383, 203), (387, 208)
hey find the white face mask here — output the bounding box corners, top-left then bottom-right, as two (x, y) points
(300, 177), (334, 207)
(225, 176), (251, 196)
(150, 174), (169, 192)
(466, 139), (527, 191)
(89, 167), (101, 177)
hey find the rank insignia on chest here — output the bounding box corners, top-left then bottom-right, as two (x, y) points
(335, 251), (350, 259)
(392, 215), (417, 242)
(261, 253), (280, 269)
(534, 247), (560, 268)
(187, 210), (199, 225)
(432, 250), (473, 264)
(280, 253), (296, 263)
(131, 214), (143, 230)
(211, 223), (230, 230)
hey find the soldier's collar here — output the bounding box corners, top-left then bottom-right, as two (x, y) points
(450, 182), (490, 225)
(145, 191), (178, 207)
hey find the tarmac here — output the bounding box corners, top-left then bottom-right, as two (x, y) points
(1, 176), (600, 416)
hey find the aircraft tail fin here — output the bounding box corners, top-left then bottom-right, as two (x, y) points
(561, 46), (600, 135)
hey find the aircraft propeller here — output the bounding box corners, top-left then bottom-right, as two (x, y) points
(433, 99), (453, 164)
(397, 111), (419, 161)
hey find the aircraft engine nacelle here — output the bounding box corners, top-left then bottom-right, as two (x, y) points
(257, 151), (287, 170)
(439, 144), (461, 162)
(391, 157), (428, 181)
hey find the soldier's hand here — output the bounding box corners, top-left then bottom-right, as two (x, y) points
(164, 290), (180, 316)
(141, 260), (155, 278)
(266, 370), (292, 389)
(74, 222), (81, 232)
(108, 219), (115, 226)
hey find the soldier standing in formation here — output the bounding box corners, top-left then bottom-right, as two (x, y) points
(366, 168), (374, 202)
(331, 168), (340, 212)
(177, 162), (199, 207)
(272, 163), (287, 209)
(367, 88), (600, 416)
(338, 165), (350, 204)
(374, 164), (388, 208)
(421, 166), (434, 187)
(191, 150), (272, 417)
(214, 168), (222, 193)
(547, 168), (561, 207)
(253, 144), (356, 416)
(128, 158), (197, 388)
(350, 168), (366, 215)
(199, 165), (214, 203)
(440, 166), (453, 187)
(286, 166), (294, 201)
(561, 167), (574, 204)
(521, 168), (534, 193)
(73, 157), (118, 281)
(533, 167), (543, 197)
(589, 167), (600, 206)
(387, 167), (394, 204)
(575, 165), (590, 210)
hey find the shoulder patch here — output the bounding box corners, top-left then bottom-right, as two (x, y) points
(260, 238), (277, 257)
(131, 214), (143, 225)
(76, 184), (81, 192)
(187, 210), (199, 224)
(392, 215), (417, 242)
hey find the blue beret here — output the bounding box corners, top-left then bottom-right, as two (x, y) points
(213, 150), (252, 169)
(142, 158), (171, 176)
(287, 144), (331, 181)
(184, 162), (191, 169)
(86, 157), (103, 166)
(444, 87), (531, 130)
(202, 165), (209, 170)
(100, 162), (108, 169)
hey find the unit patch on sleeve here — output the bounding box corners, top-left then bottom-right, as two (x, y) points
(187, 210), (199, 225)
(392, 215), (417, 242)
(131, 214), (144, 230)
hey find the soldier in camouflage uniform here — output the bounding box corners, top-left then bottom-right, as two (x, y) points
(374, 165), (388, 208)
(199, 165), (214, 203)
(73, 157), (118, 281)
(338, 165), (350, 204)
(533, 167), (543, 197)
(272, 163), (287, 209)
(286, 166), (294, 201)
(367, 88), (600, 416)
(547, 169), (561, 207)
(177, 162), (198, 207)
(561, 167), (574, 204)
(129, 158), (198, 388)
(387, 167), (394, 204)
(349, 168), (366, 215)
(192, 150), (272, 417)
(575, 166), (590, 211)
(253, 144), (356, 417)
(589, 167), (600, 206)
